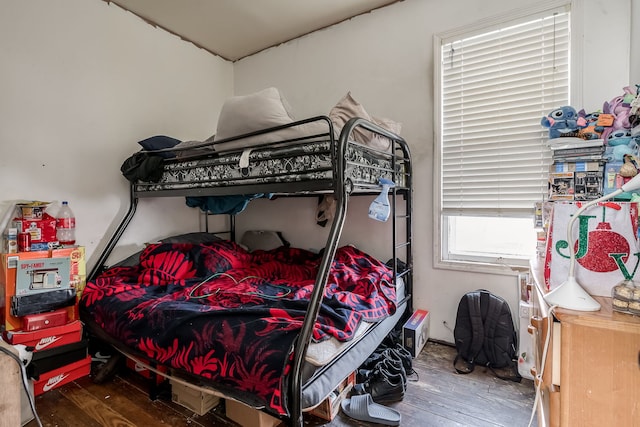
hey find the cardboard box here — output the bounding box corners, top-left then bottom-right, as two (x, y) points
(170, 380), (221, 415)
(551, 161), (603, 172)
(4, 320), (82, 350)
(225, 399), (281, 427)
(11, 214), (57, 248)
(0, 247), (85, 331)
(573, 170), (603, 200)
(126, 356), (168, 385)
(16, 257), (70, 295)
(51, 246), (87, 299)
(403, 309), (430, 358)
(22, 307), (69, 331)
(309, 371), (355, 421)
(27, 339), (88, 379)
(548, 172), (575, 200)
(31, 354), (91, 396)
(1, 252), (69, 331)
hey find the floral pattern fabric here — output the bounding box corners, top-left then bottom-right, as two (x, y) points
(80, 240), (396, 416)
(135, 140), (402, 192)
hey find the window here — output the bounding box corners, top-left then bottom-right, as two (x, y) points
(435, 5), (571, 269)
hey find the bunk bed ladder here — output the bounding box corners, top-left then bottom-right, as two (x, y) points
(392, 136), (413, 314)
(288, 117), (413, 427)
(288, 121), (351, 427)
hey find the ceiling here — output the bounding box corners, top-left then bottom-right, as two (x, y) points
(107, 0), (400, 62)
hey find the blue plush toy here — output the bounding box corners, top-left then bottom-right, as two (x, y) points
(541, 106), (587, 139)
(604, 128), (637, 161)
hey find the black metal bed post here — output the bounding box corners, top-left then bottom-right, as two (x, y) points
(401, 140), (414, 315)
(398, 137), (413, 312)
(88, 183), (139, 282)
(288, 119), (357, 427)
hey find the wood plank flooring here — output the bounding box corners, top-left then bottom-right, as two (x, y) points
(25, 341), (536, 427)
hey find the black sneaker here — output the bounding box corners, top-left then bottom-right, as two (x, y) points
(360, 348), (386, 371)
(352, 367), (406, 404)
(387, 346), (413, 375)
(357, 357), (406, 384)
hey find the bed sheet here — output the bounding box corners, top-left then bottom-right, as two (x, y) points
(305, 276), (404, 366)
(80, 240), (397, 416)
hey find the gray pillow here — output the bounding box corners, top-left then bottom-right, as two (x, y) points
(114, 232), (222, 267)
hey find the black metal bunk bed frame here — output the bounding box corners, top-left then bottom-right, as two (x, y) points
(86, 116), (413, 427)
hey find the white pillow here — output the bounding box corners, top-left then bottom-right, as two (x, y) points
(214, 87), (295, 141)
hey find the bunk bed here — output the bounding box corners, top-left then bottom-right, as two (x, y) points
(80, 110), (413, 427)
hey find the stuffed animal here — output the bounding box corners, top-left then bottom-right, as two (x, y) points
(604, 128), (637, 161)
(541, 106), (586, 139)
(577, 109), (605, 140)
(603, 86), (635, 130)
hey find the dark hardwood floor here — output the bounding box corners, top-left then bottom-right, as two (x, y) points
(25, 341), (536, 427)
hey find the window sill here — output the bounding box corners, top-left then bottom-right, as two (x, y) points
(434, 258), (528, 276)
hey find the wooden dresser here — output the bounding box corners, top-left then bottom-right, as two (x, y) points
(529, 271), (640, 427)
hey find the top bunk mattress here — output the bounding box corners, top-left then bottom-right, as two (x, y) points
(134, 137), (406, 196)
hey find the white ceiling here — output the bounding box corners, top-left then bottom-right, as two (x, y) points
(107, 0), (400, 61)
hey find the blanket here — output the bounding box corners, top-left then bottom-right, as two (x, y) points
(81, 240), (396, 415)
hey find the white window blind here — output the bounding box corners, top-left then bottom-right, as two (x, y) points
(441, 10), (570, 217)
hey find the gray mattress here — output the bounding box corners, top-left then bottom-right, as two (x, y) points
(301, 276), (406, 410)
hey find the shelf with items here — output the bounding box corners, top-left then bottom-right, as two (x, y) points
(528, 259), (640, 426)
(0, 246), (90, 396)
(542, 85), (640, 203)
(532, 86), (640, 426)
(528, 264), (640, 427)
(536, 86), (640, 306)
(0, 246), (86, 332)
(0, 200), (89, 397)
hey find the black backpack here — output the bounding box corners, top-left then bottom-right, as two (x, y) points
(453, 289), (521, 382)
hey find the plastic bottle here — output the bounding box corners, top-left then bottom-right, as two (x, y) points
(5, 227), (18, 253)
(56, 201), (76, 245)
(368, 178), (395, 222)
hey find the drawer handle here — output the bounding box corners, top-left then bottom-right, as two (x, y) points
(530, 315), (543, 330)
(527, 324), (537, 335)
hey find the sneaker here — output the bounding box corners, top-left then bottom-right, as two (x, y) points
(360, 348), (386, 371)
(387, 346), (414, 375)
(357, 357), (406, 385)
(380, 328), (402, 348)
(352, 367), (406, 404)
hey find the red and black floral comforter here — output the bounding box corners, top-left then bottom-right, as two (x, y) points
(80, 240), (396, 415)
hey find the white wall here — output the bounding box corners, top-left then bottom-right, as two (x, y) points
(233, 0), (635, 342)
(0, 0), (233, 266)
